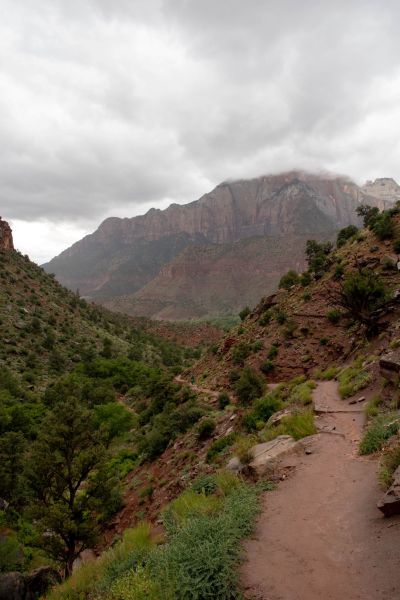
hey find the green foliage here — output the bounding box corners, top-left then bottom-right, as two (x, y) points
(337, 225), (358, 248)
(356, 204), (380, 227)
(25, 397), (119, 576)
(279, 269), (300, 289)
(0, 530), (25, 573)
(234, 367), (265, 405)
(338, 363), (372, 399)
(300, 271), (312, 287)
(326, 309), (341, 324)
(259, 309), (272, 326)
(332, 269), (388, 329)
(393, 239), (400, 254)
(371, 211), (395, 240)
(379, 444), (400, 489)
(217, 392), (230, 410)
(231, 341), (251, 365)
(305, 239), (333, 274)
(359, 413), (400, 455)
(197, 419), (216, 441)
(364, 395), (382, 418)
(263, 410), (316, 441)
(267, 344), (279, 359)
(288, 381), (315, 406)
(243, 392), (283, 432)
(206, 433), (236, 463)
(313, 366), (338, 380)
(239, 306), (251, 321)
(260, 359), (274, 374)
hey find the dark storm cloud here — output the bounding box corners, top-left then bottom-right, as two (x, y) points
(2, 0), (400, 244)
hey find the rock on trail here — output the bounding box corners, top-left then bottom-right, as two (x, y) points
(241, 380), (400, 600)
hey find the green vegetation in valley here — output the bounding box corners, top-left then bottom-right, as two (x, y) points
(46, 472), (263, 600)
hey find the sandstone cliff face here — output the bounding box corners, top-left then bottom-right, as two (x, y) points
(43, 171), (394, 318)
(0, 217), (14, 250)
(362, 178), (400, 205)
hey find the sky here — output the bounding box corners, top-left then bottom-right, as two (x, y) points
(2, 0), (400, 262)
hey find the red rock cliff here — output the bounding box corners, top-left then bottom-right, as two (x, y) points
(0, 218), (14, 250)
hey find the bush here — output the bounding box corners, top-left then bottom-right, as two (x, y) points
(206, 433), (236, 462)
(260, 359), (274, 374)
(331, 269), (388, 331)
(197, 419), (216, 441)
(279, 270), (300, 290)
(371, 211), (395, 240)
(239, 306), (251, 321)
(305, 240), (333, 274)
(300, 271), (312, 287)
(259, 310), (272, 326)
(231, 342), (251, 365)
(326, 309), (341, 324)
(234, 367), (265, 405)
(267, 344), (279, 360)
(393, 240), (400, 254)
(217, 392), (230, 410)
(337, 225), (358, 248)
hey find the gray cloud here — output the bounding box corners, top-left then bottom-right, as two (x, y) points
(1, 0), (400, 256)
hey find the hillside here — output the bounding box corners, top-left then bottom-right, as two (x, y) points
(43, 171), (395, 320)
(39, 202), (400, 600)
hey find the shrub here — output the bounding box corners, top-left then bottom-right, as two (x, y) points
(275, 309), (287, 325)
(206, 433), (236, 463)
(260, 359), (274, 374)
(305, 240), (333, 274)
(337, 225), (358, 248)
(326, 309), (341, 324)
(288, 381), (315, 406)
(393, 239), (400, 254)
(267, 344), (279, 360)
(279, 270), (300, 290)
(259, 310), (272, 326)
(300, 271), (312, 287)
(313, 366), (338, 380)
(364, 395), (382, 418)
(197, 419), (216, 441)
(234, 435), (257, 465)
(371, 211), (395, 240)
(234, 367), (265, 405)
(217, 392), (230, 410)
(231, 342), (251, 365)
(359, 414), (400, 455)
(330, 269), (388, 331)
(166, 490), (222, 526)
(239, 306), (251, 321)
(191, 474), (218, 496)
(243, 392), (283, 431)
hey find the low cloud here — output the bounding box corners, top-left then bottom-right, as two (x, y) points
(2, 1), (400, 261)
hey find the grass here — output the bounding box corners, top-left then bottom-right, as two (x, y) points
(46, 475), (261, 600)
(379, 443), (400, 489)
(262, 409), (316, 442)
(288, 380), (316, 406)
(359, 413), (400, 455)
(338, 363), (372, 399)
(364, 395), (382, 418)
(313, 366), (338, 380)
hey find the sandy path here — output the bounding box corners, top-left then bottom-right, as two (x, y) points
(241, 381), (400, 600)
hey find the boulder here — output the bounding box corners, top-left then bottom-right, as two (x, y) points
(266, 408), (293, 428)
(0, 572), (26, 600)
(249, 436), (300, 477)
(377, 466), (400, 517)
(0, 566), (60, 600)
(380, 350), (400, 380)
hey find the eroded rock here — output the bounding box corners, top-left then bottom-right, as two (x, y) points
(377, 466), (400, 517)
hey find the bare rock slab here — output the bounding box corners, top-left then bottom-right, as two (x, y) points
(249, 436), (301, 477)
(378, 466), (400, 517)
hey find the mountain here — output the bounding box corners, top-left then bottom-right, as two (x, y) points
(43, 171), (392, 320)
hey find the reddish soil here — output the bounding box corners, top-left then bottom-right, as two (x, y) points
(241, 381), (400, 600)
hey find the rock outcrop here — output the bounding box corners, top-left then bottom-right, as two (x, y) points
(377, 466), (400, 517)
(363, 178), (400, 205)
(0, 566), (60, 600)
(0, 217), (14, 251)
(43, 171), (394, 319)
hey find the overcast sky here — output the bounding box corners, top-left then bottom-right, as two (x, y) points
(2, 0), (400, 262)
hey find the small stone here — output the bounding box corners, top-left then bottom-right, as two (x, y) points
(305, 449), (313, 455)
(349, 399), (357, 405)
(357, 396), (366, 403)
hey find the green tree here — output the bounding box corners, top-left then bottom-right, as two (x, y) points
(356, 204), (379, 228)
(235, 367), (265, 405)
(305, 240), (333, 274)
(26, 398), (116, 577)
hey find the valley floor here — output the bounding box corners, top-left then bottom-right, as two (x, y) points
(241, 381), (400, 600)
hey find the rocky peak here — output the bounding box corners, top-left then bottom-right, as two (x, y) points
(0, 217), (14, 251)
(362, 178), (400, 204)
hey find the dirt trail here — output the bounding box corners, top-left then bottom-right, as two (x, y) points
(241, 381), (400, 600)
(174, 375), (219, 399)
